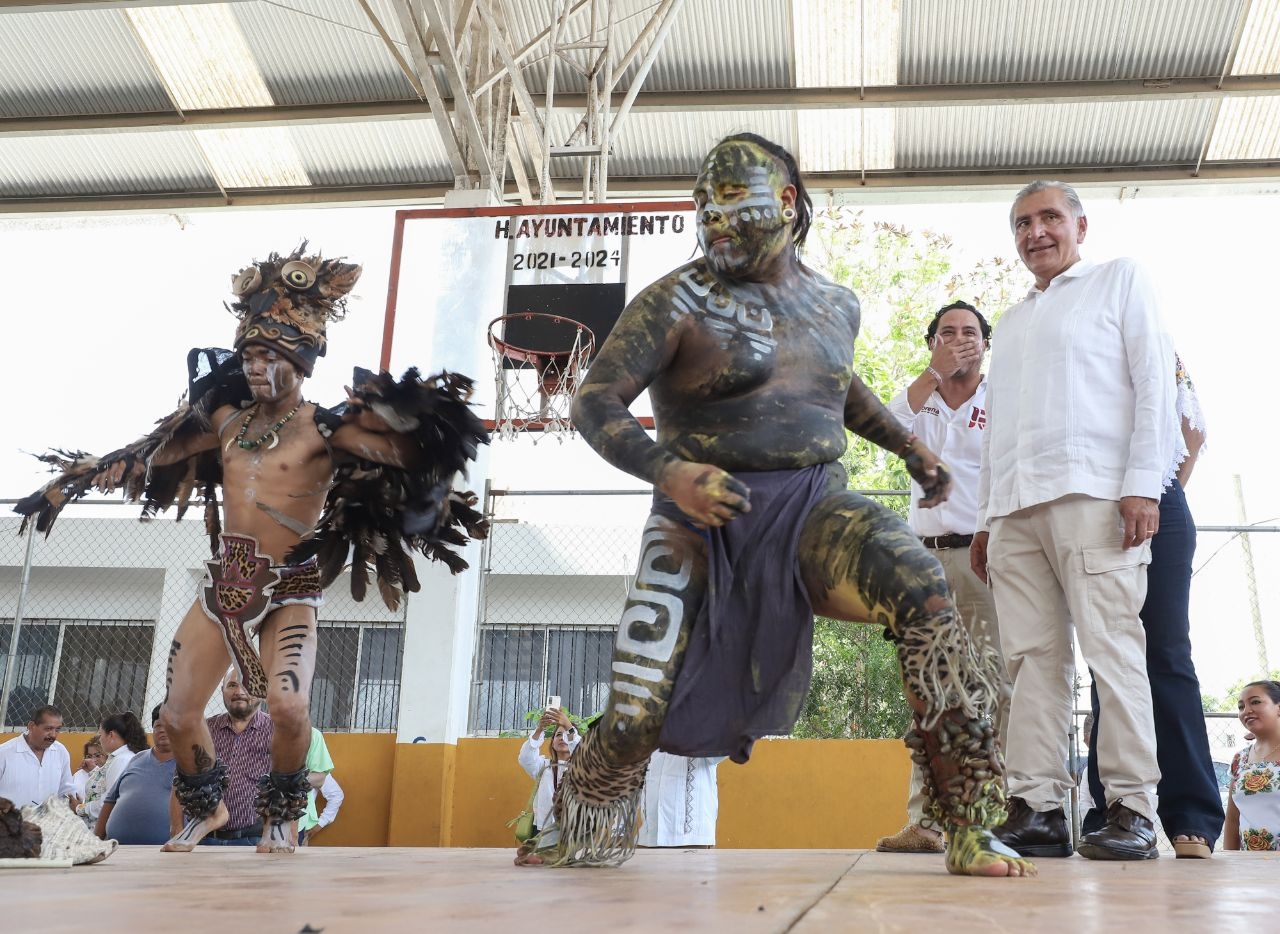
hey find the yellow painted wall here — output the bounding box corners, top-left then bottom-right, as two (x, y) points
(311, 733), (397, 847)
(3, 733), (912, 849)
(452, 737), (539, 847)
(717, 738), (911, 848)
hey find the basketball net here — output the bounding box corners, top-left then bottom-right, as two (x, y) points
(488, 315), (596, 443)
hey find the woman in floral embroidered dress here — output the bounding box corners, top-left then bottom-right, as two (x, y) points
(1225, 680), (1280, 850)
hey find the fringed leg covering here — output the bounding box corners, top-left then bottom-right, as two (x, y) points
(173, 761), (229, 820)
(255, 767), (311, 824)
(550, 731), (648, 867)
(896, 608), (1009, 832)
(906, 718), (1008, 831)
(894, 608), (1002, 731)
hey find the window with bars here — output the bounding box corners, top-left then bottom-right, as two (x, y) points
(470, 625), (614, 734)
(0, 619), (153, 729)
(309, 621), (405, 732)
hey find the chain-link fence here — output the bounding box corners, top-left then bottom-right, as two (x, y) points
(0, 502), (404, 732)
(1067, 709), (1246, 852)
(468, 490), (649, 734)
(5, 492), (1275, 754)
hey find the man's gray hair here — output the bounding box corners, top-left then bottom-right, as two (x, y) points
(1009, 180), (1085, 230)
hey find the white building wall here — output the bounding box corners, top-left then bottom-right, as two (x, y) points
(2, 507), (646, 734)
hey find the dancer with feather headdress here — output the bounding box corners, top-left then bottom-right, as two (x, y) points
(15, 245), (489, 854)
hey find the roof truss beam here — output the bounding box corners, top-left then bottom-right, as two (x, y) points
(6, 75), (1280, 138)
(8, 160), (1280, 215)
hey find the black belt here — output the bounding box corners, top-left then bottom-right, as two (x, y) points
(920, 533), (974, 549)
(209, 822), (263, 840)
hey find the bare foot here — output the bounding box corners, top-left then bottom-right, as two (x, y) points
(161, 802), (228, 852)
(256, 819), (297, 854)
(945, 825), (1037, 877)
(1173, 834), (1212, 859)
(513, 845), (549, 867)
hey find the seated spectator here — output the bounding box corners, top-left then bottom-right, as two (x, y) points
(302, 774), (345, 846)
(0, 705), (76, 808)
(83, 712), (149, 825)
(1225, 680), (1280, 851)
(72, 737), (105, 802)
(514, 707), (579, 865)
(97, 705), (177, 844)
(76, 755), (111, 827)
(298, 728), (335, 845)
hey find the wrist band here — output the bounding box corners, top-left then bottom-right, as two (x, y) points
(897, 434), (918, 457)
(926, 365), (944, 383)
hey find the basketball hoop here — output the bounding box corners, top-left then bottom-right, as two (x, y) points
(487, 313), (596, 442)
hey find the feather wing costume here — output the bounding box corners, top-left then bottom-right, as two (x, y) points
(14, 347), (490, 611)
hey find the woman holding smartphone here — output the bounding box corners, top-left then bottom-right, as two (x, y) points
(514, 704), (579, 865)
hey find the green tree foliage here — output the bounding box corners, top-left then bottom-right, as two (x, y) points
(1203, 669), (1280, 713)
(792, 208), (1025, 739)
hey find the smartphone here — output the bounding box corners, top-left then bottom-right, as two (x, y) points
(546, 695), (561, 712)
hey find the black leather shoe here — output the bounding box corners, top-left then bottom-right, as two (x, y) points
(992, 796), (1073, 857)
(1076, 801), (1159, 860)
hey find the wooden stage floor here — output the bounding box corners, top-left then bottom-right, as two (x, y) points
(10, 846), (1277, 933)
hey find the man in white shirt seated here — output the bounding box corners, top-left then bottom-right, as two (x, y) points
(878, 301), (1011, 854)
(0, 705), (76, 809)
(971, 180), (1176, 861)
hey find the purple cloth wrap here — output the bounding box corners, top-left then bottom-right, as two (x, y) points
(655, 463), (831, 764)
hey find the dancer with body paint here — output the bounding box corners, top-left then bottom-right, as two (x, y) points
(16, 246), (487, 854)
(529, 134), (1031, 877)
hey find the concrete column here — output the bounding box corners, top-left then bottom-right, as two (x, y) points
(395, 444), (491, 745)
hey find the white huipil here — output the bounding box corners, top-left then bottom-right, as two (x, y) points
(638, 752), (725, 847)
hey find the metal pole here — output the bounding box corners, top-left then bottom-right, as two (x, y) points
(0, 526), (38, 729)
(465, 478), (497, 734)
(1233, 474), (1271, 676)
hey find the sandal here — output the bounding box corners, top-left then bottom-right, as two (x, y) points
(1172, 834), (1212, 859)
(876, 823), (946, 853)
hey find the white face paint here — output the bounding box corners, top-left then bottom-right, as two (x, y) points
(242, 345), (302, 405)
(697, 166), (782, 231)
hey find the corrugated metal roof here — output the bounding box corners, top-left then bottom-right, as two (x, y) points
(127, 5), (274, 110)
(612, 0), (794, 92)
(232, 0), (418, 105)
(1208, 97), (1280, 158)
(1232, 0), (1280, 73)
(896, 99), (1214, 170)
(799, 109), (896, 172)
(0, 10), (170, 117)
(3, 0), (1280, 210)
(794, 0), (899, 88)
(608, 110), (797, 177)
(194, 127), (311, 188)
(0, 132), (214, 198)
(900, 0), (1243, 84)
(501, 0), (794, 95)
(291, 118), (455, 185)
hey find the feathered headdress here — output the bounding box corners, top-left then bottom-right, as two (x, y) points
(228, 242), (362, 376)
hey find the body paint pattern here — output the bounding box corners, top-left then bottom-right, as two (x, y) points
(609, 517), (695, 721)
(271, 621), (312, 694)
(671, 267), (776, 359)
(550, 516), (704, 867)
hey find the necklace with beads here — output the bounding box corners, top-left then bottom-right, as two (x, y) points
(232, 401), (303, 451)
